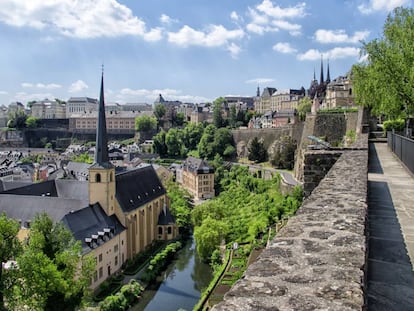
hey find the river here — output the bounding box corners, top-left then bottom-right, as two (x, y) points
(130, 237), (213, 311)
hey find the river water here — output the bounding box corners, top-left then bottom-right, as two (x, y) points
(130, 237), (213, 311)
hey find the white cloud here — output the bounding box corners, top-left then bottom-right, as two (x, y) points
(0, 0), (162, 40)
(14, 92), (56, 103)
(273, 42), (297, 54)
(21, 82), (62, 89)
(0, 91), (8, 95)
(245, 78), (275, 84)
(168, 25), (244, 49)
(358, 0), (410, 14)
(297, 47), (360, 60)
(246, 1), (305, 36)
(160, 14), (178, 25)
(227, 43), (242, 59)
(69, 80), (89, 93)
(257, 0), (307, 19)
(315, 29), (370, 44)
(230, 11), (240, 21)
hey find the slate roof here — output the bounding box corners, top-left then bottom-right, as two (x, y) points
(62, 203), (126, 254)
(115, 164), (166, 213)
(0, 194), (85, 224)
(182, 157), (214, 174)
(157, 206), (175, 225)
(0, 180), (33, 192)
(0, 180), (58, 197)
(55, 179), (89, 205)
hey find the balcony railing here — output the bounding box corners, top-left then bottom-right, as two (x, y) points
(387, 132), (414, 175)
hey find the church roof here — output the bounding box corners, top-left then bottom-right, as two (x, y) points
(62, 203), (126, 254)
(115, 164), (166, 213)
(92, 72), (113, 169)
(182, 157), (214, 174)
(157, 206), (175, 225)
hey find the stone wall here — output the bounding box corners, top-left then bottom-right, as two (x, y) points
(303, 150), (343, 196)
(232, 124), (303, 158)
(213, 134), (368, 311)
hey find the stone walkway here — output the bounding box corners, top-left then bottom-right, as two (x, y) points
(367, 142), (414, 310)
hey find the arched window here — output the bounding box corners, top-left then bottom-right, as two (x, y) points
(158, 227), (163, 235)
(349, 88), (352, 95)
(95, 173), (101, 183)
(167, 226), (172, 234)
(110, 172), (113, 182)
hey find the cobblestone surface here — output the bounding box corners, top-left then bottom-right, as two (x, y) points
(213, 135), (368, 311)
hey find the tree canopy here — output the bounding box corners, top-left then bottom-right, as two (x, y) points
(248, 137), (267, 163)
(135, 115), (157, 132)
(352, 7), (414, 120)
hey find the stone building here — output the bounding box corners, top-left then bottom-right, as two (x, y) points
(31, 99), (66, 119)
(325, 73), (354, 109)
(181, 157), (215, 200)
(254, 87), (277, 114)
(271, 89), (305, 111)
(66, 97), (98, 117)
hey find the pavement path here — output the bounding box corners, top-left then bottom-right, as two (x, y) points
(367, 142), (414, 310)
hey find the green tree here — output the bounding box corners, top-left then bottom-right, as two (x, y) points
(71, 152), (93, 164)
(13, 213), (95, 311)
(0, 213), (21, 309)
(297, 97), (312, 121)
(352, 7), (414, 123)
(229, 105), (237, 128)
(153, 130), (168, 157)
(271, 136), (297, 170)
(198, 125), (216, 159)
(134, 115), (157, 132)
(174, 112), (185, 127)
(248, 137), (267, 163)
(165, 128), (184, 157)
(166, 181), (192, 231)
(154, 104), (166, 121)
(7, 109), (27, 129)
(213, 97), (225, 128)
(25, 116), (39, 128)
(193, 217), (228, 260)
(182, 122), (204, 151)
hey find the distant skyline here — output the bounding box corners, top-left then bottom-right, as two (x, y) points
(0, 0), (412, 105)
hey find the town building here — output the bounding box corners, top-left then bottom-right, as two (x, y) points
(66, 97), (98, 117)
(254, 87), (277, 114)
(180, 157), (215, 200)
(324, 73), (354, 109)
(31, 99), (66, 119)
(0, 73), (178, 290)
(271, 89), (306, 111)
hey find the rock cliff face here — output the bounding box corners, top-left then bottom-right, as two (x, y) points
(213, 134), (368, 311)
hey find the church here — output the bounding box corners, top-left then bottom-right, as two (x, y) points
(0, 73), (178, 289)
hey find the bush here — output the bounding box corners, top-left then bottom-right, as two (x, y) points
(383, 119), (405, 133)
(98, 280), (144, 311)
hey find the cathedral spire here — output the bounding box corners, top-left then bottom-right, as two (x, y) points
(256, 85), (260, 97)
(326, 59), (331, 83)
(94, 68), (111, 167)
(319, 55), (324, 85)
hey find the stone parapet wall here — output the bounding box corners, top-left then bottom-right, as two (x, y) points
(213, 134), (368, 311)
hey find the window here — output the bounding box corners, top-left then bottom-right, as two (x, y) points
(95, 173), (101, 183)
(167, 226), (172, 234)
(115, 256), (118, 266)
(110, 172), (113, 182)
(94, 271), (98, 282)
(158, 227), (163, 235)
(99, 267), (103, 278)
(114, 244), (118, 253)
(99, 254), (102, 262)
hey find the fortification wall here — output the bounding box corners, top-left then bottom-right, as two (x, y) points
(213, 133), (369, 311)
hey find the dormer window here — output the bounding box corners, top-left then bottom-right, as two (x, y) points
(95, 173), (101, 183)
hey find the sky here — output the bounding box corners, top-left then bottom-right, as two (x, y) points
(0, 0), (412, 106)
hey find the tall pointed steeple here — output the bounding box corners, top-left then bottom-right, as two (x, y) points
(319, 55), (324, 85)
(313, 67), (316, 81)
(256, 85), (260, 97)
(94, 69), (112, 168)
(326, 59), (331, 84)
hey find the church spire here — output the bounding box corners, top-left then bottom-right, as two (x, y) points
(256, 85), (260, 97)
(94, 68), (111, 167)
(326, 59), (331, 83)
(319, 55), (324, 85)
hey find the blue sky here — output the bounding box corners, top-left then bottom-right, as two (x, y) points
(0, 0), (412, 106)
